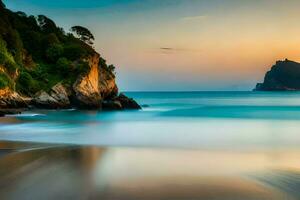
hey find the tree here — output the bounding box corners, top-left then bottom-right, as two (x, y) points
(37, 15), (57, 33)
(56, 57), (71, 75)
(108, 64), (116, 74)
(16, 11), (27, 18)
(45, 44), (63, 63)
(63, 44), (87, 60)
(70, 26), (94, 46)
(16, 71), (39, 95)
(0, 0), (5, 9)
(0, 72), (13, 89)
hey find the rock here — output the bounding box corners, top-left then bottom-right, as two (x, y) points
(0, 109), (22, 117)
(0, 88), (28, 109)
(99, 67), (118, 99)
(72, 54), (102, 108)
(255, 59), (300, 91)
(102, 100), (123, 110)
(0, 53), (140, 111)
(115, 93), (141, 110)
(33, 83), (70, 109)
(102, 94), (141, 110)
(50, 83), (70, 106)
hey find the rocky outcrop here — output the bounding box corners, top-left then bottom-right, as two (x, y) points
(255, 59), (300, 91)
(0, 53), (141, 112)
(99, 67), (118, 99)
(102, 100), (123, 110)
(0, 1), (140, 113)
(0, 109), (22, 117)
(117, 93), (141, 109)
(72, 54), (102, 108)
(0, 88), (28, 109)
(102, 93), (141, 110)
(33, 83), (70, 109)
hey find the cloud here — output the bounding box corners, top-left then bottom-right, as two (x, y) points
(159, 47), (183, 53)
(180, 15), (208, 21)
(158, 47), (200, 54)
(160, 47), (175, 51)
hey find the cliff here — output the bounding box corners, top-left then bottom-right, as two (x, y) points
(72, 53), (102, 108)
(0, 0), (140, 114)
(255, 59), (300, 91)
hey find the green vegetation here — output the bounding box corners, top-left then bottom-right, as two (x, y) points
(16, 71), (39, 95)
(100, 57), (116, 77)
(0, 0), (116, 96)
(0, 38), (18, 75)
(0, 72), (13, 89)
(70, 26), (95, 46)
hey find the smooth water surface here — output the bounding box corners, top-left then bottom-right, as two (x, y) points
(1, 91), (300, 150)
(1, 91), (300, 199)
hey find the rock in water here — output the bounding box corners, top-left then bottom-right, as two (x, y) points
(102, 93), (141, 110)
(255, 59), (300, 91)
(116, 93), (141, 110)
(0, 109), (22, 117)
(102, 100), (123, 110)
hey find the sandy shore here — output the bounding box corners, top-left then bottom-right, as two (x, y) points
(0, 141), (295, 200)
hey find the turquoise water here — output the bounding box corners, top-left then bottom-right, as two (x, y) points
(1, 91), (300, 199)
(1, 91), (300, 150)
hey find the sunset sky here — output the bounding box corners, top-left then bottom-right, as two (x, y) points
(4, 0), (300, 91)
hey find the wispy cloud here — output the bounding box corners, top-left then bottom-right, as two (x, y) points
(180, 15), (208, 21)
(158, 47), (200, 54)
(160, 47), (174, 51)
(159, 47), (184, 53)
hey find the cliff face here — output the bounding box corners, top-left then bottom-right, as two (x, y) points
(99, 67), (118, 99)
(33, 53), (120, 109)
(255, 59), (300, 91)
(0, 1), (140, 113)
(0, 88), (28, 108)
(0, 51), (139, 111)
(72, 53), (102, 108)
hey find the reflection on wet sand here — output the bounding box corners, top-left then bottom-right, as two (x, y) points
(0, 142), (299, 200)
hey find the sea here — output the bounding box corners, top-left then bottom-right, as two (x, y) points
(0, 91), (300, 200)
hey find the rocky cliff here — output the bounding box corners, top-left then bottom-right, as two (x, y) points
(255, 59), (300, 91)
(0, 0), (140, 114)
(72, 53), (102, 108)
(1, 51), (140, 111)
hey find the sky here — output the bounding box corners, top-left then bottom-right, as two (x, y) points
(4, 0), (300, 91)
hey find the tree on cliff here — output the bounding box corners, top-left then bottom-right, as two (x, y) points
(0, 0), (5, 9)
(38, 15), (59, 34)
(70, 26), (94, 46)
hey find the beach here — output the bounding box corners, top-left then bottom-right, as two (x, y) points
(0, 141), (297, 200)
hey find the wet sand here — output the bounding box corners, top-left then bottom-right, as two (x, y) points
(0, 141), (298, 200)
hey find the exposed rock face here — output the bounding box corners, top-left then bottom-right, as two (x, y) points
(102, 100), (123, 110)
(102, 93), (141, 110)
(72, 54), (102, 108)
(116, 93), (141, 109)
(99, 67), (118, 99)
(0, 2), (140, 113)
(0, 109), (22, 117)
(0, 53), (140, 112)
(255, 59), (300, 91)
(33, 83), (70, 109)
(0, 88), (28, 109)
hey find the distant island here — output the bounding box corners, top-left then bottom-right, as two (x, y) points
(255, 59), (300, 91)
(0, 1), (140, 115)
